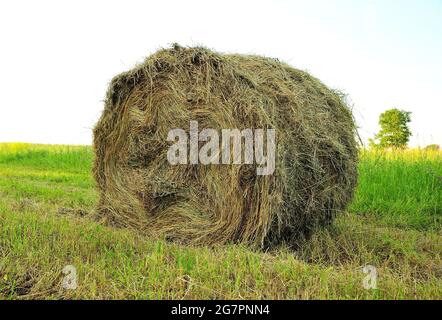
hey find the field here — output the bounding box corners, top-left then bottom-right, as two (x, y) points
(0, 143), (441, 299)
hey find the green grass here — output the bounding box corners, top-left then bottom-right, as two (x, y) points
(0, 143), (441, 299)
(350, 149), (442, 230)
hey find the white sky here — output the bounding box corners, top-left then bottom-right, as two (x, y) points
(0, 0), (441, 146)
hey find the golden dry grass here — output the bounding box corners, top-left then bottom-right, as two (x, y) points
(93, 45), (358, 248)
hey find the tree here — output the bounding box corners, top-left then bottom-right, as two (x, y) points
(371, 109), (412, 149)
(424, 144), (440, 151)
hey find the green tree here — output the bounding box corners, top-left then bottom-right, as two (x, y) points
(424, 144), (440, 151)
(371, 109), (412, 149)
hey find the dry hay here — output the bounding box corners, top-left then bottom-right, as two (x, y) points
(93, 44), (358, 248)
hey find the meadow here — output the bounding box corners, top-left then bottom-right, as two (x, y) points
(0, 143), (441, 299)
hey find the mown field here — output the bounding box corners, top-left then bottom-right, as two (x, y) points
(0, 143), (441, 299)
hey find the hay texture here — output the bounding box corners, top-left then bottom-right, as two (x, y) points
(93, 45), (358, 248)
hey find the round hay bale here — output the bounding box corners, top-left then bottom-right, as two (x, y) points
(93, 45), (358, 248)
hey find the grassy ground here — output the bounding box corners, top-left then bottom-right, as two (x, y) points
(0, 143), (441, 299)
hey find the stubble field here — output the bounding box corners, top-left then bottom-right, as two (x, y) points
(0, 143), (441, 299)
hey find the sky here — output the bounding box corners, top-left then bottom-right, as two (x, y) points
(0, 0), (441, 146)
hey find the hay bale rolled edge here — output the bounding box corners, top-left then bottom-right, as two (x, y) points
(93, 45), (359, 248)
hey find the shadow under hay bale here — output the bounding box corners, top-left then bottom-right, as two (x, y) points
(93, 45), (358, 248)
